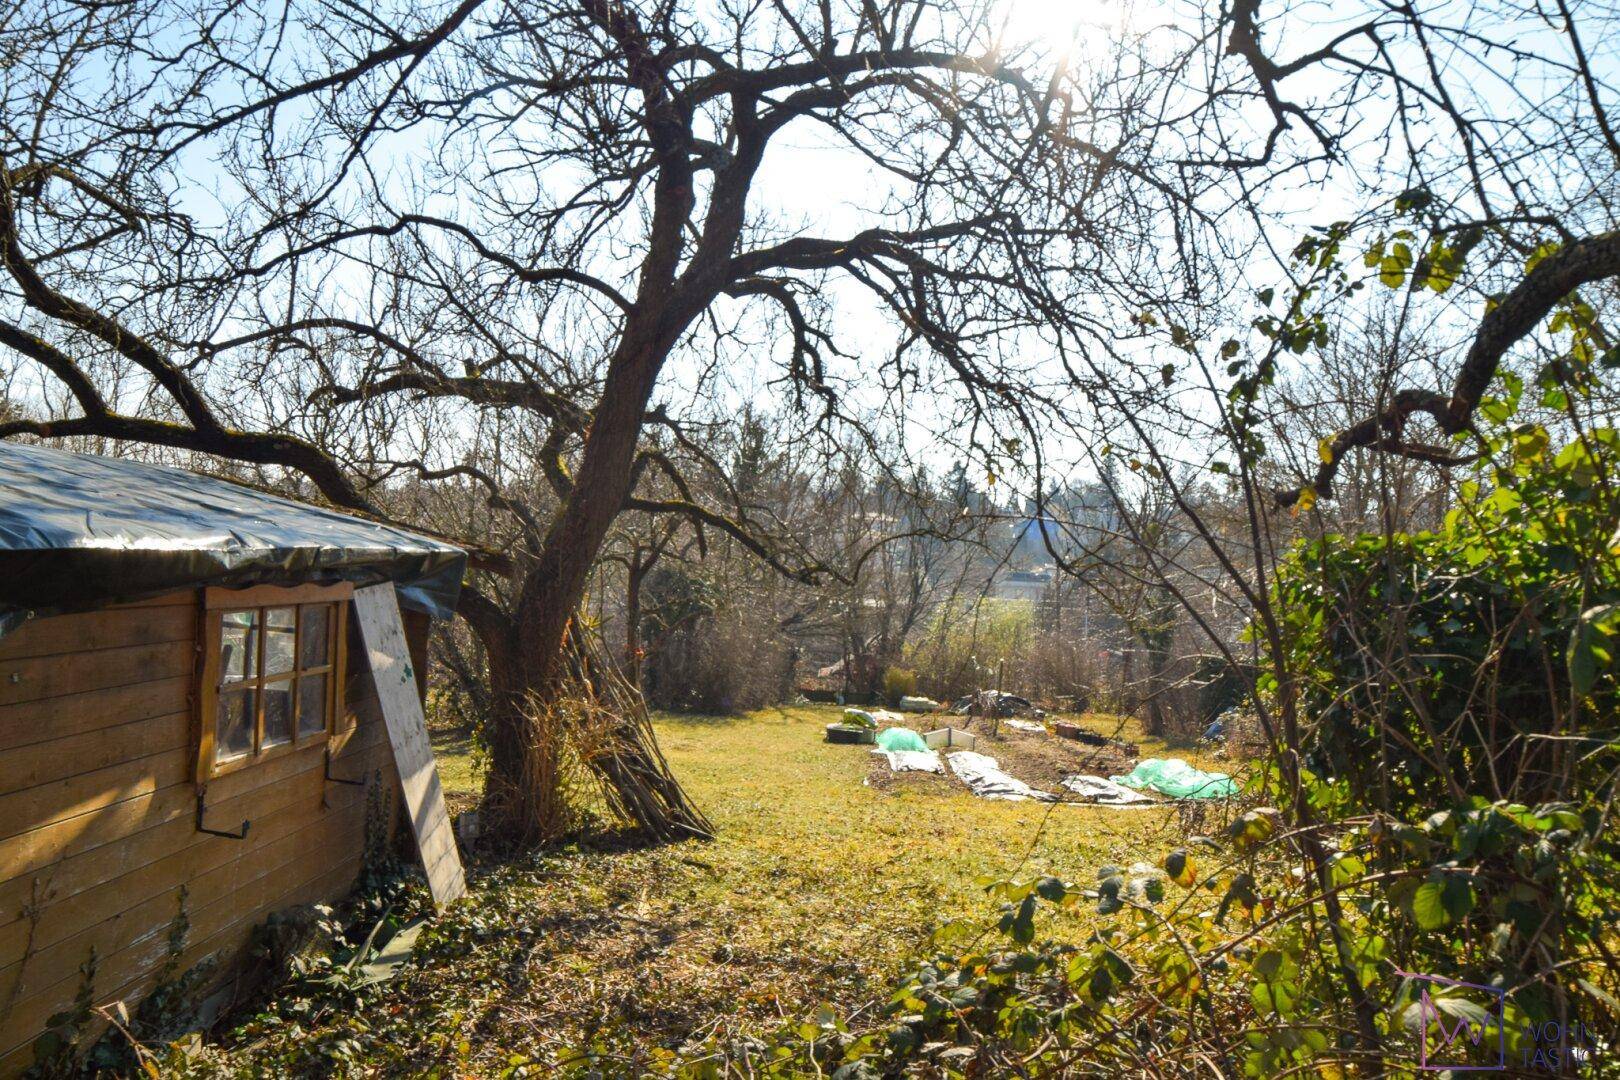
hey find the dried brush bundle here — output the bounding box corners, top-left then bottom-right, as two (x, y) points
(533, 626), (715, 845)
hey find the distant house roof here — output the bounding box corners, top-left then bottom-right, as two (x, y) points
(0, 442), (466, 636)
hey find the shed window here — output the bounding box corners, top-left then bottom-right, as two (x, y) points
(201, 586), (349, 777)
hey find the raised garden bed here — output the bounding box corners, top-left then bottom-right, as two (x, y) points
(825, 723), (878, 745)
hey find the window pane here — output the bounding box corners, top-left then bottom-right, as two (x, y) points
(263, 678), (294, 747)
(298, 673), (329, 737)
(216, 688), (255, 762)
(263, 607), (297, 675)
(221, 610), (258, 683)
(300, 605), (331, 669)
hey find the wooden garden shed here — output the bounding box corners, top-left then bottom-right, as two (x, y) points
(0, 442), (468, 1075)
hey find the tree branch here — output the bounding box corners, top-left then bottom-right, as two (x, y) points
(1279, 230), (1620, 506)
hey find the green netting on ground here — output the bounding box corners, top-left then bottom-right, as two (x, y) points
(1111, 757), (1237, 799)
(875, 727), (930, 753)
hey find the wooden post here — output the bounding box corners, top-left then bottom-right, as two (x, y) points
(990, 658), (1005, 738)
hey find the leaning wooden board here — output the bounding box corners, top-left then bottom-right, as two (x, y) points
(352, 584), (467, 907)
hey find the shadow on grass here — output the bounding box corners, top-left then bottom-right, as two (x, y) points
(651, 708), (753, 729)
(432, 727), (478, 756)
(465, 823), (712, 870)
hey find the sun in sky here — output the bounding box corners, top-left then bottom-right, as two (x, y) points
(989, 0), (1134, 54)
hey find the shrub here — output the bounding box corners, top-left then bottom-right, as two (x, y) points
(642, 606), (792, 714)
(903, 599), (1033, 700)
(880, 665), (917, 702)
(1273, 411), (1620, 812)
(634, 565), (793, 715)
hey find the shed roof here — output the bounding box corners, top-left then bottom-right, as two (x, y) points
(0, 442), (466, 637)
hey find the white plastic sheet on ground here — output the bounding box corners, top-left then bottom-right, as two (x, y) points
(1060, 774), (1158, 806)
(873, 748), (944, 773)
(1004, 719), (1047, 734)
(946, 751), (1057, 801)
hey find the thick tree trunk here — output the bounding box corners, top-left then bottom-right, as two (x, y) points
(473, 581), (712, 849)
(477, 324), (698, 844)
(516, 336), (670, 693)
(473, 616), (573, 848)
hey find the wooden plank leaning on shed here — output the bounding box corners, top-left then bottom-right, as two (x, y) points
(351, 584), (466, 908)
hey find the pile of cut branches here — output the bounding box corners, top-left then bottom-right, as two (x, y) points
(551, 628), (715, 844)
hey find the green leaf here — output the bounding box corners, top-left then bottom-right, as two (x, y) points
(1525, 240), (1561, 273)
(1422, 239), (1464, 293)
(1163, 849), (1196, 888)
(1442, 874), (1476, 922)
(1512, 424), (1550, 463)
(1395, 187), (1433, 213)
(1577, 979), (1620, 1013)
(1411, 875), (1474, 929)
(1569, 604), (1620, 697)
(1411, 880), (1449, 930)
(1328, 853), (1366, 888)
(1479, 397), (1514, 424)
(1379, 242), (1413, 287)
(1217, 873), (1259, 924)
(1000, 895), (1037, 944)
(1228, 808), (1281, 851)
(1404, 993), (1490, 1038)
(1034, 876), (1068, 903)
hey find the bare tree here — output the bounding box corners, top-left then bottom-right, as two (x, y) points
(1, 0), (1187, 841)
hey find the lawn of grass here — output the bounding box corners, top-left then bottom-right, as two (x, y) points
(434, 704), (1214, 949)
(195, 705), (1236, 1075)
(639, 704), (1163, 948)
(422, 706), (1224, 1064)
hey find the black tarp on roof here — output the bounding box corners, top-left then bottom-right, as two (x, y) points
(0, 442), (467, 637)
